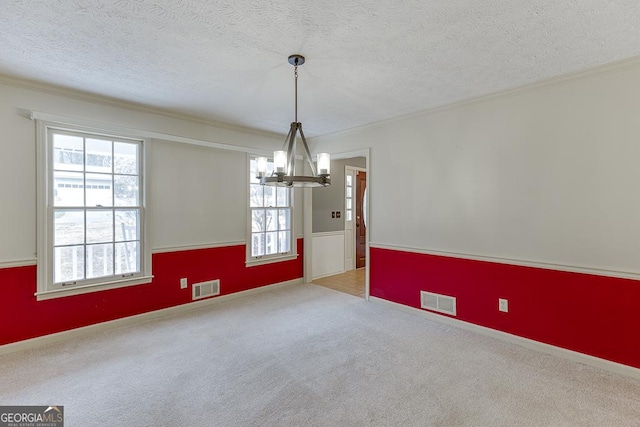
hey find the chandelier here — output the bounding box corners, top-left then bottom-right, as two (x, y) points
(256, 54), (331, 187)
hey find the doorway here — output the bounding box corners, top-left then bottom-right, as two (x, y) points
(312, 269), (366, 298)
(312, 159), (368, 299)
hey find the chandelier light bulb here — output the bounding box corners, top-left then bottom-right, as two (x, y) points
(274, 151), (287, 174)
(317, 153), (331, 176)
(256, 157), (268, 178)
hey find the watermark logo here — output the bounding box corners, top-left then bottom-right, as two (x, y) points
(0, 406), (64, 427)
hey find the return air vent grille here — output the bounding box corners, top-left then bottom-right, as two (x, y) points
(192, 279), (220, 300)
(420, 291), (456, 316)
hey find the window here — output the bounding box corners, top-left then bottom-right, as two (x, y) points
(345, 173), (354, 221)
(248, 156), (295, 264)
(37, 124), (151, 299)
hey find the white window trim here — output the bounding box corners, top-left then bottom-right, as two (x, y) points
(245, 154), (297, 267)
(36, 119), (153, 301)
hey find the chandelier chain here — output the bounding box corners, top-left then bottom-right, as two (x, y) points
(294, 64), (298, 123)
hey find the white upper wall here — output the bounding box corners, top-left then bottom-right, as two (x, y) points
(312, 60), (640, 275)
(148, 140), (247, 250)
(0, 80), (300, 263)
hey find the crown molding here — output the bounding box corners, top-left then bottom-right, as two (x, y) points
(312, 55), (640, 142)
(0, 73), (283, 141)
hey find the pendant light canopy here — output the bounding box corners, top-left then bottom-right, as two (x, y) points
(256, 55), (331, 188)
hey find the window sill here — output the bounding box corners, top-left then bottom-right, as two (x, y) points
(35, 275), (154, 301)
(246, 253), (298, 267)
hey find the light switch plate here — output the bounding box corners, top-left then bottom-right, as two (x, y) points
(180, 278), (188, 289)
(499, 298), (509, 312)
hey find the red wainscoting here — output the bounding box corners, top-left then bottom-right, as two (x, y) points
(370, 247), (640, 369)
(0, 240), (303, 346)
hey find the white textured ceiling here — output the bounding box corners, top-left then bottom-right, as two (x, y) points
(1, 1), (640, 137)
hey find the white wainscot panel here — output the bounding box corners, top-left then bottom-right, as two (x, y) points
(312, 231), (345, 279)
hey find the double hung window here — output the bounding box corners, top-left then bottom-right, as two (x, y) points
(37, 123), (150, 298)
(248, 157), (294, 264)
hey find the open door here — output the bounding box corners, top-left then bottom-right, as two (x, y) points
(355, 170), (367, 269)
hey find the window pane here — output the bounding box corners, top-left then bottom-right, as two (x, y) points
(346, 187), (352, 198)
(115, 210), (139, 242)
(265, 231), (278, 255)
(263, 186), (275, 207)
(346, 199), (352, 210)
(114, 142), (138, 175)
(54, 210), (84, 246)
(249, 184), (263, 207)
(278, 231), (291, 253)
(86, 243), (114, 279)
(252, 209), (265, 232)
(86, 173), (113, 207)
(114, 175), (139, 206)
(53, 134), (84, 171)
(251, 233), (265, 257)
(86, 210), (113, 244)
(86, 138), (112, 173)
(346, 210), (353, 221)
(54, 245), (84, 283)
(346, 175), (353, 186)
(54, 171), (84, 207)
(276, 187), (289, 207)
(266, 209), (278, 231)
(278, 209), (290, 231)
(115, 241), (139, 274)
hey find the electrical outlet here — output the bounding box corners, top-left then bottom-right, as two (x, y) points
(499, 298), (509, 313)
(180, 278), (188, 289)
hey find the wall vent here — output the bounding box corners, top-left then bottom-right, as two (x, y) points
(420, 291), (457, 316)
(192, 279), (220, 300)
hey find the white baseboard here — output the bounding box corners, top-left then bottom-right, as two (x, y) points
(0, 278), (303, 356)
(370, 296), (640, 381)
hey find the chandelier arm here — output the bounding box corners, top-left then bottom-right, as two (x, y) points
(286, 122), (297, 175)
(297, 126), (318, 177)
(280, 124), (294, 151)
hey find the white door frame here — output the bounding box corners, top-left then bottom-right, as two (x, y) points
(304, 148), (371, 300)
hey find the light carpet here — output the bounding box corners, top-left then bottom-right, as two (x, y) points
(1, 283), (639, 426)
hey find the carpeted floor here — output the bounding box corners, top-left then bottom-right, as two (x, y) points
(1, 283), (640, 426)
